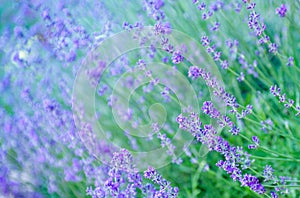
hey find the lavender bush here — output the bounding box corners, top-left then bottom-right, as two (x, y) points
(1, 0), (300, 197)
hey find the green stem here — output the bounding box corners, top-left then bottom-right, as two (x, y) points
(251, 155), (300, 162)
(264, 185), (300, 188)
(239, 133), (299, 160)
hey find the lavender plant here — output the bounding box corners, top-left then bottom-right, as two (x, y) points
(1, 0), (300, 197)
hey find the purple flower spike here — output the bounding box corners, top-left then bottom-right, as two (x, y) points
(144, 167), (179, 197)
(241, 174), (266, 194)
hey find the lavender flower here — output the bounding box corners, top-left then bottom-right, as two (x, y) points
(279, 93), (286, 103)
(248, 136), (259, 150)
(161, 87), (171, 102)
(137, 59), (147, 70)
(197, 2), (206, 10)
(177, 109), (267, 195)
(270, 191), (278, 198)
(144, 0), (166, 21)
(259, 36), (270, 45)
(247, 3), (256, 10)
(275, 176), (290, 194)
(202, 12), (208, 20)
(156, 130), (182, 164)
(270, 85), (281, 97)
(268, 43), (278, 54)
(229, 125), (240, 135)
(287, 57), (294, 66)
(210, 21), (220, 31)
(248, 11), (264, 36)
(252, 136), (260, 145)
(176, 113), (217, 150)
(188, 66), (201, 79)
(276, 4), (287, 17)
(171, 50), (184, 64)
(213, 51), (222, 61)
(248, 144), (257, 150)
(284, 99), (294, 109)
(237, 72), (245, 82)
(202, 101), (220, 118)
(201, 36), (210, 47)
(263, 165), (274, 181)
(187, 66), (255, 122)
(144, 167), (179, 198)
(220, 60), (229, 69)
(296, 106), (300, 116)
(240, 174), (266, 194)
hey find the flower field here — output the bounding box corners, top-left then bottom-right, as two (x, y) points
(0, 1), (300, 197)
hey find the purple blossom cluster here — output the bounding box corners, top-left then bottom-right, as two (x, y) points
(194, 2), (264, 86)
(240, 174), (266, 194)
(144, 0), (166, 21)
(202, 101), (242, 135)
(176, 104), (291, 197)
(200, 35), (226, 64)
(144, 167), (179, 198)
(248, 10), (266, 38)
(248, 136), (260, 150)
(193, 1), (224, 20)
(153, 122), (182, 165)
(188, 66), (253, 120)
(263, 165), (275, 182)
(87, 149), (178, 198)
(176, 78), (294, 197)
(176, 112), (216, 150)
(171, 50), (184, 64)
(176, 112), (267, 194)
(276, 4), (287, 17)
(242, 1), (282, 55)
(270, 85), (300, 116)
(286, 56), (294, 67)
